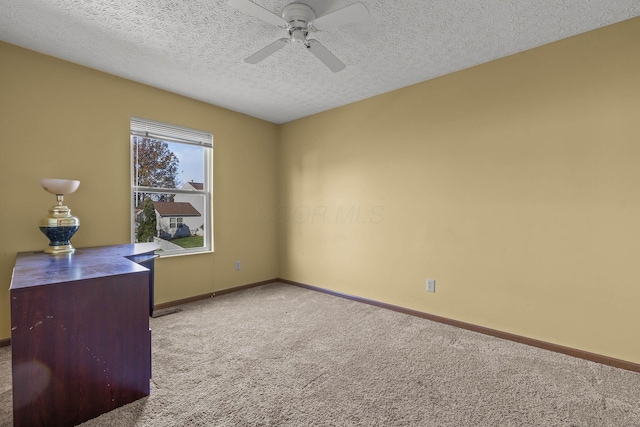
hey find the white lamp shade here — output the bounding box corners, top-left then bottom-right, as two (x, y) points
(40, 178), (80, 195)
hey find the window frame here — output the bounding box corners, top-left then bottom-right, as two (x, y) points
(130, 117), (213, 257)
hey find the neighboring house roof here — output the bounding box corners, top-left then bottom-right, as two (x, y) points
(183, 181), (203, 190)
(153, 201), (201, 217)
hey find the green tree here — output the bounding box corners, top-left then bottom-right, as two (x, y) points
(133, 137), (180, 206)
(136, 197), (157, 243)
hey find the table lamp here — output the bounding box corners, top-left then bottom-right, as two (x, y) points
(39, 178), (80, 254)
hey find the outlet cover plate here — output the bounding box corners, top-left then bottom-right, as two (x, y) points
(427, 279), (436, 293)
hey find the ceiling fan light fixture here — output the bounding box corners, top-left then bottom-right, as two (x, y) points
(290, 29), (307, 43)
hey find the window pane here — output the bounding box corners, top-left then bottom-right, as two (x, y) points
(133, 137), (205, 190)
(134, 191), (206, 252)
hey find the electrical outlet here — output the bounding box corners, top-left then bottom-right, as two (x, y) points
(426, 279), (436, 293)
(234, 260), (241, 271)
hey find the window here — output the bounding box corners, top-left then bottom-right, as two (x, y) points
(131, 117), (213, 256)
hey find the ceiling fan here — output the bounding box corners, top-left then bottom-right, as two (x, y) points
(228, 0), (369, 72)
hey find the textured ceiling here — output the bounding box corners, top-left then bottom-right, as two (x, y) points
(1, 0), (639, 123)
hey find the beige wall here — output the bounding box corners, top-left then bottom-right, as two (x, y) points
(278, 18), (640, 364)
(0, 42), (279, 339)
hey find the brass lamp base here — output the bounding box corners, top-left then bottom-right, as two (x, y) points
(39, 197), (80, 255)
(44, 243), (76, 255)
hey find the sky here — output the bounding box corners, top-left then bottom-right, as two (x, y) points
(168, 142), (205, 186)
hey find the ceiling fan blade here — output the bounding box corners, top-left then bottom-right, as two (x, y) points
(245, 38), (288, 64)
(228, 0), (287, 27)
(309, 2), (369, 31)
(307, 39), (346, 73)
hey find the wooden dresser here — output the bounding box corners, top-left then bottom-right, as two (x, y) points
(10, 243), (158, 427)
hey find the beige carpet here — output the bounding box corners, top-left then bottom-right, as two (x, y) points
(1, 282), (639, 426)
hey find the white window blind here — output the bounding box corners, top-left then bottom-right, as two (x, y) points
(130, 116), (213, 147)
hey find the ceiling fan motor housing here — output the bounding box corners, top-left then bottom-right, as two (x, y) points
(282, 3), (316, 28)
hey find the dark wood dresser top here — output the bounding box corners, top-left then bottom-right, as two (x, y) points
(11, 242), (158, 290)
